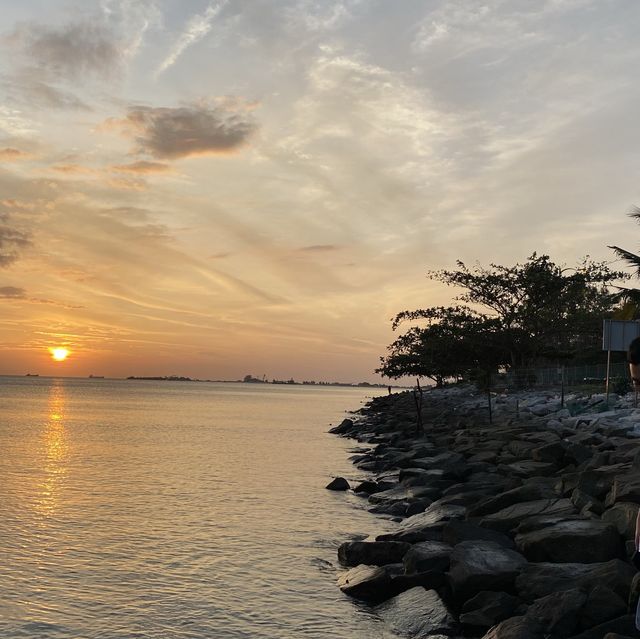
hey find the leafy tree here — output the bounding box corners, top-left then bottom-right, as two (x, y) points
(378, 254), (626, 382)
(609, 207), (640, 311)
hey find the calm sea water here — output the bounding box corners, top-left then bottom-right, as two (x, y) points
(0, 377), (394, 639)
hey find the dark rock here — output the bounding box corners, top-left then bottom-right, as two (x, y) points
(501, 460), (557, 479)
(329, 418), (355, 434)
(447, 540), (527, 600)
(516, 559), (636, 602)
(531, 441), (567, 464)
(375, 587), (458, 638)
(579, 585), (628, 630)
(480, 498), (576, 534)
(480, 614), (544, 639)
(443, 520), (515, 550)
(353, 480), (380, 495)
(337, 564), (396, 601)
(338, 540), (411, 567)
(326, 477), (350, 491)
(403, 540), (453, 574)
(515, 519), (623, 563)
(405, 500), (430, 516)
(523, 587), (587, 636)
(469, 484), (557, 518)
(571, 488), (604, 515)
(602, 634), (636, 639)
(377, 504), (467, 543)
(606, 474), (640, 506)
(602, 502), (640, 540)
(567, 615), (636, 639)
(459, 590), (519, 628)
(368, 485), (435, 506)
(577, 464), (631, 501)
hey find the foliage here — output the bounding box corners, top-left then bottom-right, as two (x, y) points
(377, 253), (626, 384)
(609, 207), (640, 317)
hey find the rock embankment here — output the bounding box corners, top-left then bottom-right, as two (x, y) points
(329, 387), (640, 639)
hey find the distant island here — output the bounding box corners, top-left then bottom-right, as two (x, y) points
(125, 374), (391, 388)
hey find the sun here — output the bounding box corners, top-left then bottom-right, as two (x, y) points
(49, 347), (70, 362)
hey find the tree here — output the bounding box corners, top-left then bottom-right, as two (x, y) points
(377, 254), (626, 382)
(609, 207), (640, 311)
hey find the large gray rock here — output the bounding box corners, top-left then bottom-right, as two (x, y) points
(523, 587), (587, 636)
(480, 499), (576, 534)
(516, 559), (635, 602)
(443, 520), (515, 550)
(480, 615), (544, 639)
(337, 564), (396, 601)
(375, 587), (458, 638)
(568, 615), (636, 638)
(515, 519), (623, 563)
(501, 460), (558, 479)
(602, 502), (640, 540)
(469, 484), (557, 518)
(579, 585), (628, 630)
(377, 504), (466, 543)
(606, 474), (640, 506)
(403, 540), (453, 574)
(326, 477), (350, 490)
(368, 485), (435, 506)
(447, 540), (527, 600)
(459, 590), (519, 629)
(338, 541), (411, 567)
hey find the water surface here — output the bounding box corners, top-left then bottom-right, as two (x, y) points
(0, 377), (392, 639)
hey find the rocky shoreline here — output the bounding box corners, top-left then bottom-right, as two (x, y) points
(327, 386), (640, 639)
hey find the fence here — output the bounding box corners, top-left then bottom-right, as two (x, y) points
(489, 361), (630, 391)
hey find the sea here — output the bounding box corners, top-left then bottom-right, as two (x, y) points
(0, 376), (395, 639)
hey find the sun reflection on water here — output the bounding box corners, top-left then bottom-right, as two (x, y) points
(35, 381), (70, 517)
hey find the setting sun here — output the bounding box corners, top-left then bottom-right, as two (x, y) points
(50, 348), (70, 362)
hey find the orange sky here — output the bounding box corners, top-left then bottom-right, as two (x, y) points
(1, 1), (640, 381)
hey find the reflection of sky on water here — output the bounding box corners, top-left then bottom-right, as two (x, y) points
(35, 381), (69, 518)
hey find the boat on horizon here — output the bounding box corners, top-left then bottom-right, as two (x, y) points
(25, 373), (39, 377)
(88, 375), (105, 379)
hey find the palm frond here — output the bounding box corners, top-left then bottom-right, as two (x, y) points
(609, 245), (640, 275)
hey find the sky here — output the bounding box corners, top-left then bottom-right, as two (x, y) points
(1, 0), (640, 381)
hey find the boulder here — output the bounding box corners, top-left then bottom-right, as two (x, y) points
(480, 499), (576, 534)
(447, 540), (527, 600)
(442, 520), (515, 550)
(329, 418), (355, 434)
(368, 485), (435, 506)
(568, 615), (636, 639)
(502, 460), (558, 479)
(480, 615), (544, 639)
(403, 540), (453, 574)
(377, 504), (467, 543)
(516, 559), (635, 602)
(523, 587), (587, 636)
(515, 519), (623, 563)
(326, 477), (350, 491)
(579, 585), (628, 630)
(469, 484), (557, 518)
(459, 590), (519, 629)
(353, 480), (381, 495)
(375, 587), (458, 638)
(571, 488), (604, 515)
(338, 540), (411, 567)
(602, 502), (640, 540)
(606, 474), (640, 506)
(337, 564), (396, 601)
(531, 441), (567, 464)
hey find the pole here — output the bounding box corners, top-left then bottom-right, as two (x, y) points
(487, 369), (492, 424)
(561, 365), (565, 409)
(605, 320), (612, 403)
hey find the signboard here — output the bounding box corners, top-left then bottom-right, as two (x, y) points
(602, 320), (640, 352)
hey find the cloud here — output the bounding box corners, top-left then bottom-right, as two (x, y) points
(0, 226), (30, 267)
(5, 78), (91, 111)
(106, 100), (256, 159)
(111, 160), (173, 174)
(156, 1), (229, 76)
(0, 286), (26, 298)
(299, 244), (339, 252)
(0, 148), (31, 161)
(8, 21), (121, 81)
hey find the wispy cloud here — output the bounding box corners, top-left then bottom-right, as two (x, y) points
(0, 147), (31, 161)
(0, 286), (26, 298)
(111, 160), (173, 174)
(156, 0), (228, 76)
(0, 225), (30, 267)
